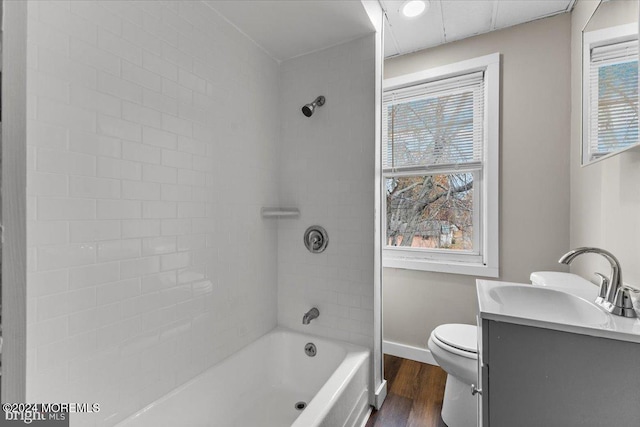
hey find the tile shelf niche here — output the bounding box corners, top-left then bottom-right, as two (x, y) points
(260, 207), (300, 218)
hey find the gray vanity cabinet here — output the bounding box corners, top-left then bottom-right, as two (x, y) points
(479, 319), (640, 427)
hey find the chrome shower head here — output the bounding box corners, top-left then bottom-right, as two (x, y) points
(302, 96), (325, 117)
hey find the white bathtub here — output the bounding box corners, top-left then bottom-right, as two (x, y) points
(117, 328), (371, 427)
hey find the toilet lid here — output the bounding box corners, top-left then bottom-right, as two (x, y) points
(433, 324), (477, 354)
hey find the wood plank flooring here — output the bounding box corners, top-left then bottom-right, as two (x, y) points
(366, 354), (448, 427)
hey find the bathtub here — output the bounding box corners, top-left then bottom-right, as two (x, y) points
(117, 328), (371, 427)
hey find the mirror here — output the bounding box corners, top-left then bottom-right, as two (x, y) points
(582, 0), (639, 165)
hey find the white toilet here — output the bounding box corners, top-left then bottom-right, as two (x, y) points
(428, 272), (592, 427)
(428, 323), (478, 427)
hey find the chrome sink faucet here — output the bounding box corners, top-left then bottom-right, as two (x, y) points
(559, 247), (636, 318)
(302, 307), (320, 325)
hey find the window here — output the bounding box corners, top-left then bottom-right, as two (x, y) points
(583, 23), (639, 164)
(382, 54), (499, 277)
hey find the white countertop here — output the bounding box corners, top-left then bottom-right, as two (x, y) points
(477, 279), (640, 344)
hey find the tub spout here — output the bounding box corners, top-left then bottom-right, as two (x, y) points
(302, 308), (320, 325)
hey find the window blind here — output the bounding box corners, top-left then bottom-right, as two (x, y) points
(383, 71), (484, 172)
(589, 39), (639, 158)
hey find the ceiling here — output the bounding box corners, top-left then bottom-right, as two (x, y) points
(382, 0), (576, 58)
(205, 1), (576, 62)
(204, 1), (375, 62)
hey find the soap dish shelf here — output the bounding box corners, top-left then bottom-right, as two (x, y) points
(261, 207), (300, 218)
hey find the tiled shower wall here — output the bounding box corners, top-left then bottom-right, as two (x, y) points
(277, 35), (376, 348)
(25, 1), (280, 424)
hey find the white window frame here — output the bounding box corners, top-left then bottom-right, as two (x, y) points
(582, 23), (639, 165)
(382, 53), (500, 278)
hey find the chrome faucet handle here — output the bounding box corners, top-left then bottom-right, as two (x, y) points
(607, 286), (637, 318)
(593, 272), (609, 305)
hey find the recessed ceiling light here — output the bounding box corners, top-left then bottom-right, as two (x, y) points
(401, 0), (428, 18)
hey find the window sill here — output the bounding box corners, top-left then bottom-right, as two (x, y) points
(383, 256), (499, 278)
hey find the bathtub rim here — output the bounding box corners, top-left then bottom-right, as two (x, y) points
(116, 326), (372, 426)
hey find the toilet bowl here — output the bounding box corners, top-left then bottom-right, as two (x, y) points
(428, 323), (478, 427)
(428, 273), (581, 426)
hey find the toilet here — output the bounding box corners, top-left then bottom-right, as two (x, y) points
(428, 272), (589, 427)
(428, 323), (478, 427)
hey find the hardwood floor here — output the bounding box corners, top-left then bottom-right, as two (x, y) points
(366, 355), (448, 427)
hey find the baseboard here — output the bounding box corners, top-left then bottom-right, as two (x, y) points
(383, 340), (438, 366)
(374, 380), (387, 409)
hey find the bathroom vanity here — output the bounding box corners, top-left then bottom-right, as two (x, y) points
(476, 280), (640, 427)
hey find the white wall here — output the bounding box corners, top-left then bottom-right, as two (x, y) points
(383, 13), (572, 350)
(570, 0), (640, 289)
(25, 1), (280, 424)
(277, 35), (376, 349)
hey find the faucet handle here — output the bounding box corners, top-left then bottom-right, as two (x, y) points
(593, 272), (609, 305)
(607, 286), (637, 318)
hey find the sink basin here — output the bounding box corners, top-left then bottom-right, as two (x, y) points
(487, 285), (610, 326)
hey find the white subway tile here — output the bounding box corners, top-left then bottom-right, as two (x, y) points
(142, 127), (177, 150)
(98, 239), (141, 262)
(70, 176), (121, 199)
(28, 221), (69, 247)
(176, 169), (205, 186)
(37, 149), (96, 177)
(122, 180), (162, 201)
(177, 234), (206, 252)
(69, 262), (121, 289)
(98, 71), (142, 104)
(143, 12), (179, 47)
(37, 243), (96, 271)
(38, 198), (95, 221)
(122, 220), (161, 238)
(141, 271), (177, 293)
(28, 173), (68, 197)
(69, 220), (121, 243)
(161, 184), (192, 202)
(33, 316), (68, 346)
(161, 149), (191, 169)
(69, 1), (122, 36)
(122, 141), (162, 165)
(178, 68), (206, 93)
(70, 83), (121, 117)
(38, 97), (96, 132)
(38, 47), (97, 88)
(123, 102), (162, 128)
(97, 200), (142, 220)
(38, 1), (97, 45)
(120, 257), (160, 279)
(123, 61), (162, 92)
(31, 71), (70, 103)
(143, 51), (178, 81)
(143, 164), (177, 184)
(122, 21), (162, 56)
(161, 219), (192, 236)
(70, 37), (120, 76)
(98, 157), (142, 181)
(161, 113), (192, 137)
(29, 270), (69, 297)
(142, 201), (177, 219)
(143, 88), (178, 115)
(28, 122), (68, 151)
(69, 130), (121, 158)
(98, 114), (142, 142)
(96, 279), (141, 305)
(98, 27), (142, 66)
(142, 236), (177, 256)
(161, 252), (190, 271)
(177, 202), (205, 218)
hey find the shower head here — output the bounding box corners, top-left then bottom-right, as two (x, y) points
(302, 96), (325, 117)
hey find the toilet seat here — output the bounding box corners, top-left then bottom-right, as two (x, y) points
(432, 324), (477, 359)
